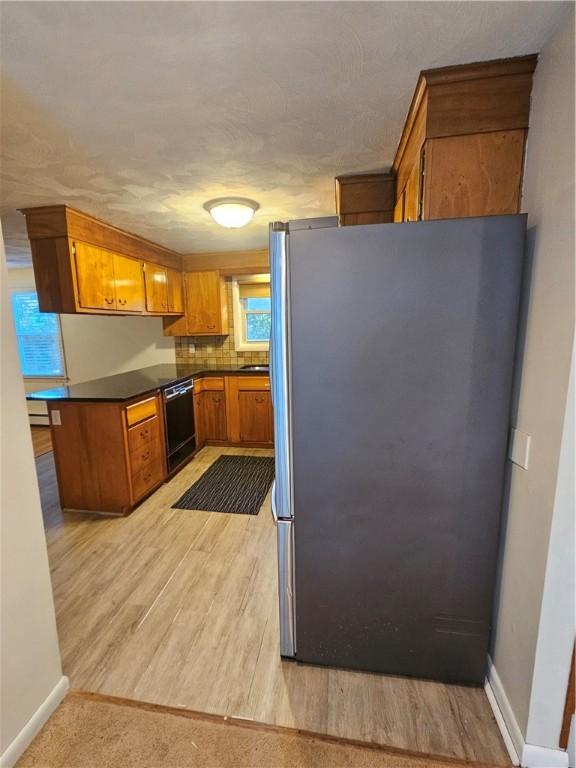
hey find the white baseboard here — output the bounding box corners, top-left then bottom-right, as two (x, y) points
(486, 656), (569, 768)
(522, 743), (570, 768)
(485, 672), (521, 765)
(0, 676), (69, 768)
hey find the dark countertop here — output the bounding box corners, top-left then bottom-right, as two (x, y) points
(26, 363), (269, 403)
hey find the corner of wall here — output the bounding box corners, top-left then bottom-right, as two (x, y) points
(0, 677), (69, 768)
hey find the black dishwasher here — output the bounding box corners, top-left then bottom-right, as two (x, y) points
(162, 378), (195, 472)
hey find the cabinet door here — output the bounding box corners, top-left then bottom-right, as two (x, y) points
(74, 241), (116, 310)
(238, 391), (273, 444)
(166, 268), (184, 314)
(113, 254), (145, 312)
(185, 271), (228, 334)
(144, 264), (168, 313)
(422, 131), (525, 220)
(203, 391), (228, 441)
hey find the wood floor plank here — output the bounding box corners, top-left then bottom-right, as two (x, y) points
(35, 446), (510, 766)
(31, 426), (52, 457)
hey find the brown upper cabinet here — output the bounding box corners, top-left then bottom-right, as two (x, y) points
(20, 205), (183, 316)
(74, 241), (145, 313)
(163, 271), (229, 337)
(393, 55), (537, 222)
(143, 264), (184, 314)
(143, 263), (168, 313)
(113, 252), (147, 312)
(335, 173), (396, 226)
(166, 268), (184, 314)
(74, 241), (116, 311)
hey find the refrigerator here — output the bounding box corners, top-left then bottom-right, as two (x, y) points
(269, 214), (526, 686)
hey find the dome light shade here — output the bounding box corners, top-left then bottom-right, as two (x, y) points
(204, 197), (260, 228)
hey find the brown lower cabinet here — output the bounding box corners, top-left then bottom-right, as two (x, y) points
(195, 375), (273, 448)
(194, 378), (228, 443)
(48, 392), (166, 515)
(238, 391), (273, 443)
(48, 374), (272, 516)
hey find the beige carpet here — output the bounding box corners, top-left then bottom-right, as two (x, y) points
(17, 691), (507, 768)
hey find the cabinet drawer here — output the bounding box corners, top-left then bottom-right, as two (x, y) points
(126, 397), (158, 427)
(195, 377), (224, 393)
(237, 376), (270, 391)
(129, 436), (163, 476)
(131, 455), (164, 501)
(127, 415), (160, 453)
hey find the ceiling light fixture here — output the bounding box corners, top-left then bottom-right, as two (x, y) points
(203, 197), (260, 229)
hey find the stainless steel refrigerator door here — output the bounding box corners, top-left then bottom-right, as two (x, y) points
(288, 215), (526, 684)
(269, 223), (296, 657)
(277, 519), (296, 657)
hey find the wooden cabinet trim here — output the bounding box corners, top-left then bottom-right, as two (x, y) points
(419, 54), (537, 87)
(182, 249), (269, 275)
(126, 397), (158, 427)
(194, 377), (225, 393)
(20, 205), (182, 270)
(393, 55), (536, 176)
(236, 376), (270, 391)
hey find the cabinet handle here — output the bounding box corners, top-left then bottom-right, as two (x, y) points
(255, 396), (266, 404)
(207, 323), (216, 330)
(118, 298), (127, 306)
(144, 473), (152, 482)
(141, 451), (150, 460)
(211, 396), (220, 403)
(105, 297), (114, 305)
(140, 429), (149, 438)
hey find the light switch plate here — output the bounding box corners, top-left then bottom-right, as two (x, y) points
(51, 409), (61, 426)
(509, 427), (531, 470)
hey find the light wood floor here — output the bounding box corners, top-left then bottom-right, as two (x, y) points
(31, 426), (53, 457)
(37, 447), (510, 766)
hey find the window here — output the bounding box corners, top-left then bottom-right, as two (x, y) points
(11, 292), (66, 378)
(232, 276), (271, 351)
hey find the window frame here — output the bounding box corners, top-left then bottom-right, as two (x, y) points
(231, 275), (271, 352)
(11, 290), (68, 380)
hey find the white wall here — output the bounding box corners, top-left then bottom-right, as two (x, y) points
(1, 240), (67, 763)
(491, 6), (575, 754)
(6, 267), (176, 389)
(526, 343), (574, 748)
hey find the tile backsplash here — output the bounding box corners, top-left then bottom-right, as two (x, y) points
(174, 280), (269, 367)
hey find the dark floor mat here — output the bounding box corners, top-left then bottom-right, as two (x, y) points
(172, 455), (275, 515)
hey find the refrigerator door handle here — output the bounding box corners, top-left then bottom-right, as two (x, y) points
(270, 223), (293, 523)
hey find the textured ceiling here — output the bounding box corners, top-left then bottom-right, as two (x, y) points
(0, 1), (569, 265)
